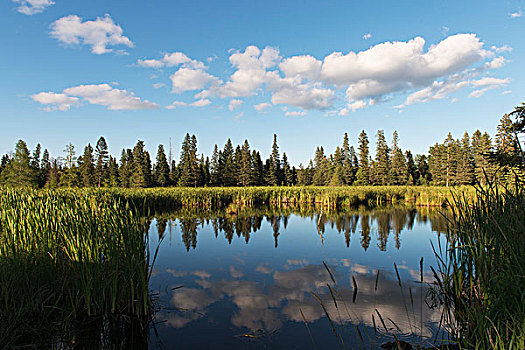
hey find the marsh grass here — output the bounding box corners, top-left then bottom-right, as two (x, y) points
(106, 186), (474, 211)
(0, 188), (154, 348)
(429, 177), (525, 349)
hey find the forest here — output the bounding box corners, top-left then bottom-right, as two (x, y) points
(0, 113), (522, 189)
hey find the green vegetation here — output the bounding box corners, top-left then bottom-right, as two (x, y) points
(106, 186), (474, 210)
(1, 112), (522, 189)
(430, 179), (525, 349)
(0, 188), (153, 348)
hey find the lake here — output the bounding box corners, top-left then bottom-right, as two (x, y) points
(147, 206), (450, 349)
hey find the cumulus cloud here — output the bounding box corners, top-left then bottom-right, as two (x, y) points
(228, 99), (243, 111)
(50, 14), (133, 54)
(170, 67), (219, 93)
(469, 77), (509, 98)
(138, 52), (206, 69)
(145, 34), (510, 114)
(254, 102), (272, 112)
(165, 99), (211, 109)
(214, 46), (280, 98)
(284, 110), (306, 117)
(509, 10), (523, 18)
(362, 33), (372, 40)
(31, 92), (79, 111)
(13, 0), (54, 15)
(32, 83), (158, 111)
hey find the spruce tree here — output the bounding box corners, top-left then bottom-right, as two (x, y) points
(1, 140), (38, 187)
(390, 131), (407, 185)
(155, 144), (170, 187)
(282, 152), (293, 186)
(456, 132), (474, 185)
(267, 134), (282, 186)
(95, 136), (109, 187)
(373, 130), (390, 185)
(79, 144), (95, 187)
(238, 140), (253, 186)
(355, 130), (370, 185)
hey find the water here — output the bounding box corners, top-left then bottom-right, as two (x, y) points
(147, 206), (449, 349)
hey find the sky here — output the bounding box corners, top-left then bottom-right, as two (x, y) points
(1, 0), (524, 165)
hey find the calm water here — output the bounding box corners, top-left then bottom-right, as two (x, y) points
(147, 206), (449, 349)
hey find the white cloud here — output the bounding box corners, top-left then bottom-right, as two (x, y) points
(362, 33), (372, 40)
(491, 45), (513, 53)
(485, 56), (506, 69)
(13, 0), (54, 15)
(254, 102), (272, 112)
(64, 83), (158, 110)
(469, 77), (509, 98)
(279, 55), (322, 81)
(284, 110), (306, 117)
(321, 34), (486, 102)
(153, 82), (166, 89)
(347, 99), (368, 111)
(170, 67), (219, 93)
(50, 14), (133, 54)
(31, 92), (79, 111)
(138, 52), (206, 69)
(33, 84), (158, 111)
(509, 10), (523, 18)
(228, 99), (243, 111)
(269, 77), (334, 110)
(502, 90), (512, 95)
(404, 79), (469, 105)
(190, 98), (211, 107)
(166, 101), (187, 109)
(214, 46), (280, 98)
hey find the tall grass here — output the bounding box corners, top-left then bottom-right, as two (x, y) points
(0, 188), (153, 348)
(106, 186), (474, 210)
(430, 178), (525, 349)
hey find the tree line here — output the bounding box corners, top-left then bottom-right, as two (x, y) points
(1, 113), (523, 189)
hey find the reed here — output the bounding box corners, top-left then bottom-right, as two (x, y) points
(105, 186), (473, 211)
(430, 178), (525, 349)
(0, 188), (153, 348)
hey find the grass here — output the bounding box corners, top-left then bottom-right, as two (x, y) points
(429, 177), (525, 349)
(106, 185), (475, 210)
(0, 188), (154, 348)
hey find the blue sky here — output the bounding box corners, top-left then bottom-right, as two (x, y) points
(1, 0), (523, 165)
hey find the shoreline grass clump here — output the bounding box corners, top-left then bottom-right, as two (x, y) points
(0, 188), (153, 348)
(430, 178), (525, 349)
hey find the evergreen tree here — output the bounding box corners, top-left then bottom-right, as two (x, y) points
(415, 154), (430, 185)
(118, 149), (132, 187)
(313, 146), (328, 186)
(220, 139), (236, 186)
(178, 134), (201, 187)
(1, 140), (38, 187)
(238, 140), (253, 186)
(79, 144), (95, 187)
(282, 152), (293, 186)
(154, 144), (170, 187)
(355, 130), (370, 185)
(456, 132), (475, 185)
(373, 130), (390, 185)
(405, 150), (418, 185)
(210, 144), (221, 186)
(130, 140), (150, 188)
(251, 151), (264, 186)
(390, 131), (407, 185)
(267, 134), (282, 186)
(95, 136), (109, 187)
(107, 156), (119, 187)
(31, 144), (41, 169)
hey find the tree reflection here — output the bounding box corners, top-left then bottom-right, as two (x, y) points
(150, 205), (449, 252)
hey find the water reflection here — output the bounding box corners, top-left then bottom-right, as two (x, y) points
(148, 206), (449, 349)
(151, 206), (449, 252)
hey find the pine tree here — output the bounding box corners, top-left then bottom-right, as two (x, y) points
(79, 144), (95, 187)
(389, 131), (407, 185)
(267, 134), (282, 186)
(118, 149), (132, 187)
(130, 140), (150, 188)
(238, 140), (253, 186)
(313, 146), (328, 186)
(456, 132), (475, 185)
(282, 152), (293, 186)
(61, 143), (78, 188)
(405, 150), (418, 185)
(31, 144), (41, 169)
(155, 144), (170, 187)
(1, 140), (38, 187)
(210, 144), (221, 186)
(373, 130), (390, 185)
(220, 139), (236, 186)
(355, 130), (370, 185)
(107, 156), (119, 187)
(95, 136), (109, 187)
(251, 151), (264, 186)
